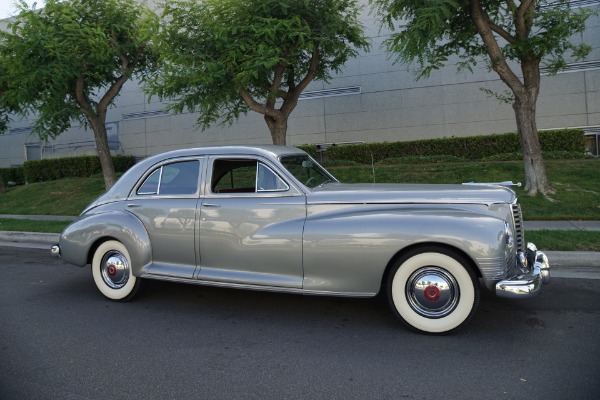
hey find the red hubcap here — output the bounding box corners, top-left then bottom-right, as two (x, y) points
(107, 264), (117, 277)
(424, 285), (441, 302)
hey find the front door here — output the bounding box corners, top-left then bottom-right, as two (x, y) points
(197, 157), (305, 288)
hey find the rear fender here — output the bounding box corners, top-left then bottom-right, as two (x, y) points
(59, 211), (152, 276)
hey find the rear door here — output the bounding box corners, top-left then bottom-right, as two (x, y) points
(127, 158), (203, 279)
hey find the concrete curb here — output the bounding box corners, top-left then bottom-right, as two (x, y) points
(0, 214), (77, 221)
(546, 251), (600, 268)
(0, 231), (60, 244)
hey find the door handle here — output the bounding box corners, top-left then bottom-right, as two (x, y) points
(202, 203), (220, 208)
(126, 204), (141, 208)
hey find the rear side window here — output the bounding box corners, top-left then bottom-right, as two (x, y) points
(137, 160), (200, 196)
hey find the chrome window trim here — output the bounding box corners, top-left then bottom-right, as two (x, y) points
(256, 163), (290, 193)
(137, 166), (163, 196)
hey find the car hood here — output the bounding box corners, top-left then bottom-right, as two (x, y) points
(307, 182), (516, 205)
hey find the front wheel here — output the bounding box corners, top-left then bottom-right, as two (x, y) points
(92, 240), (143, 301)
(387, 247), (480, 334)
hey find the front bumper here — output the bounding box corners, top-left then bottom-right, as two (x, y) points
(495, 243), (550, 299)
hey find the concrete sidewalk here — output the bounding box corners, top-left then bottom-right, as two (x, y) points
(525, 221), (600, 231)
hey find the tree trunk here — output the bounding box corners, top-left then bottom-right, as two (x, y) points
(0, 173), (5, 195)
(513, 93), (552, 195)
(264, 115), (288, 145)
(89, 118), (117, 190)
(468, 1), (552, 196)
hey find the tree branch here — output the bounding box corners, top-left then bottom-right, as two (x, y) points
(239, 88), (280, 119)
(74, 76), (96, 120)
(286, 65), (295, 92)
(520, 0), (536, 36)
(488, 21), (517, 44)
(469, 0), (524, 95)
(266, 63), (286, 109)
(292, 45), (319, 96)
(278, 45), (319, 116)
(97, 73), (130, 116)
(515, 0), (535, 40)
(98, 45), (146, 114)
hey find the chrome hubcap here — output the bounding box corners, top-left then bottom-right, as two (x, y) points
(405, 267), (459, 318)
(100, 251), (129, 289)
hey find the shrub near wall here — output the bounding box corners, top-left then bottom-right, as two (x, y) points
(317, 129), (584, 164)
(24, 155), (136, 183)
(0, 167), (26, 185)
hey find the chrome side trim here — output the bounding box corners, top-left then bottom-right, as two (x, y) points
(140, 274), (377, 298)
(463, 181), (522, 187)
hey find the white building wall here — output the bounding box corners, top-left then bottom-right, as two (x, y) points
(1, 1), (599, 166)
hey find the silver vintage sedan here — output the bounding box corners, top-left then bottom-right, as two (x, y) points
(52, 145), (550, 334)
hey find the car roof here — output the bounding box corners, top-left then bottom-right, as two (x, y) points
(147, 145), (306, 161)
(86, 145), (308, 209)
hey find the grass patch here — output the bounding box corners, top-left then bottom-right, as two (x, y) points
(526, 230), (600, 252)
(0, 218), (71, 233)
(0, 176), (105, 216)
(0, 158), (597, 232)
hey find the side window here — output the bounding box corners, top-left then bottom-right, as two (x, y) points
(212, 159), (256, 193)
(137, 160), (200, 196)
(211, 159), (288, 194)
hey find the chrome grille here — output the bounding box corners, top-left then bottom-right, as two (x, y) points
(512, 202), (525, 254)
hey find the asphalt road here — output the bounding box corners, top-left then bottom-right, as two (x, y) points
(1, 246), (599, 400)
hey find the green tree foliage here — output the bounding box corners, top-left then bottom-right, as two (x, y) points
(0, 0), (158, 189)
(370, 0), (596, 195)
(0, 63), (23, 133)
(147, 0), (370, 145)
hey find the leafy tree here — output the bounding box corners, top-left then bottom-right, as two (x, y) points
(0, 63), (22, 134)
(147, 0), (370, 145)
(370, 0), (596, 195)
(0, 0), (158, 189)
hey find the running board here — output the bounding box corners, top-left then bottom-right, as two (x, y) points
(140, 273), (376, 298)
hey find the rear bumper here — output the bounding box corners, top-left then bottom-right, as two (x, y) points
(51, 244), (60, 257)
(495, 243), (550, 299)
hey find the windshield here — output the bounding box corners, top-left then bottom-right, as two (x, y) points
(280, 155), (337, 189)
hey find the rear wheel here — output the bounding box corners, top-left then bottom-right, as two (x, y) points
(92, 240), (142, 301)
(387, 247), (480, 334)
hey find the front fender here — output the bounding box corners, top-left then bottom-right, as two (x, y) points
(59, 210), (152, 276)
(303, 205), (507, 294)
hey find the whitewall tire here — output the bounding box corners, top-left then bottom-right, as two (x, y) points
(388, 247), (480, 334)
(92, 240), (142, 301)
